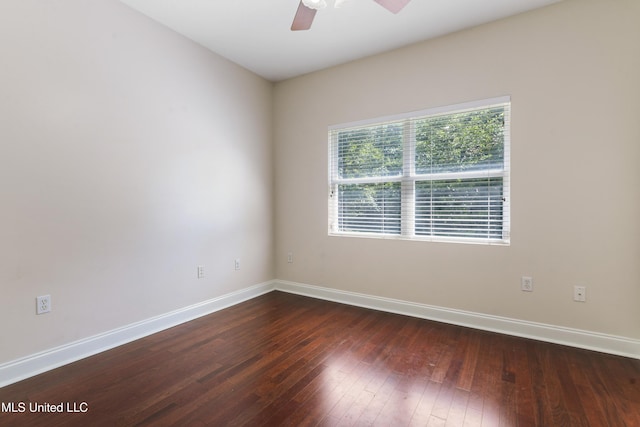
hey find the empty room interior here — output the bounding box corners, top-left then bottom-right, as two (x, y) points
(1, 0), (639, 425)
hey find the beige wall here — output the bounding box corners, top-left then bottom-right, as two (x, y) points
(274, 0), (640, 339)
(0, 0), (274, 364)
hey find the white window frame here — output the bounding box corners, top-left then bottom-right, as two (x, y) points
(328, 96), (511, 245)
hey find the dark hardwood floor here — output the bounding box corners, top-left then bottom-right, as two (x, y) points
(1, 291), (639, 426)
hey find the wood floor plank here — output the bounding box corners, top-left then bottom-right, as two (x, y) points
(410, 380), (441, 425)
(1, 291), (639, 426)
(512, 340), (537, 427)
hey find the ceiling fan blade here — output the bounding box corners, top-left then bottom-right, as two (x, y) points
(291, 1), (317, 31)
(373, 0), (411, 14)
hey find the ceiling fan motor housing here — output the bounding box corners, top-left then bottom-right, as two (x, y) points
(293, 0), (411, 31)
(302, 0), (327, 10)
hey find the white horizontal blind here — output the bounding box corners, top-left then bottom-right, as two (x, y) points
(329, 97), (510, 244)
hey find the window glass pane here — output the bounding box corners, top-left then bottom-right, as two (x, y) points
(415, 178), (504, 239)
(338, 182), (401, 234)
(338, 123), (403, 179)
(415, 107), (505, 174)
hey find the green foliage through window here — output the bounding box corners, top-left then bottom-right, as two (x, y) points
(415, 108), (505, 174)
(338, 124), (403, 179)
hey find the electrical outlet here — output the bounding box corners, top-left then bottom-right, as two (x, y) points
(36, 295), (51, 315)
(287, 252), (293, 264)
(234, 258), (241, 271)
(197, 265), (204, 279)
(574, 286), (586, 302)
(521, 276), (533, 292)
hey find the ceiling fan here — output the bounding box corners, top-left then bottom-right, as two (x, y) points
(291, 0), (412, 31)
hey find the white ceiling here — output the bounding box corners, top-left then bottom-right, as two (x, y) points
(119, 0), (561, 82)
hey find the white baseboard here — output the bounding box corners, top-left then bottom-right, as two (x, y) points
(273, 280), (640, 360)
(0, 281), (275, 388)
(3, 279), (638, 388)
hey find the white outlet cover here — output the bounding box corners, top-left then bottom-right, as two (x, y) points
(574, 286), (586, 302)
(36, 295), (51, 314)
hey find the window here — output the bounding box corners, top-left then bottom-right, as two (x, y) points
(329, 97), (510, 245)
